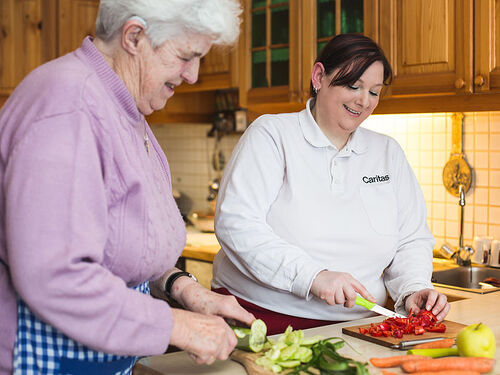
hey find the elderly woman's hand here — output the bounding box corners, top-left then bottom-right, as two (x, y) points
(405, 288), (450, 322)
(170, 308), (237, 364)
(310, 270), (376, 308)
(176, 281), (255, 326)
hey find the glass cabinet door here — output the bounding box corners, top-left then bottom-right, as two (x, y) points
(243, 0), (374, 117)
(316, 0), (363, 54)
(250, 0), (290, 88)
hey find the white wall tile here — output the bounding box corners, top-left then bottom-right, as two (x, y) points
(474, 205), (489, 223)
(489, 206), (500, 225)
(474, 151), (489, 169)
(475, 133), (490, 150)
(474, 187), (489, 205)
(475, 112), (490, 133)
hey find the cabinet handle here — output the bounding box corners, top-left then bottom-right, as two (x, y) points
(474, 75), (485, 87)
(454, 78), (465, 89)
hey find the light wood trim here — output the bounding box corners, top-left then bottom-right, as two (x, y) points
(335, 0), (341, 35)
(146, 112), (213, 124)
(41, 0), (57, 61)
(301, 0), (316, 103)
(238, 0), (251, 108)
(182, 246), (219, 263)
(474, 0), (500, 92)
(378, 0), (395, 97)
(247, 85), (289, 104)
(288, 0), (300, 102)
(265, 0), (271, 87)
(364, 0), (379, 42)
(456, 0), (474, 94)
(374, 92), (500, 114)
(175, 72), (232, 93)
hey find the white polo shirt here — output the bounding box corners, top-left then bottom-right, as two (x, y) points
(212, 99), (434, 320)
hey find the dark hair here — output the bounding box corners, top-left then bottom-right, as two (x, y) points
(310, 34), (393, 97)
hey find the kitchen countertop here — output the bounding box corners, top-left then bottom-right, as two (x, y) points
(135, 282), (500, 374)
(182, 227), (219, 262)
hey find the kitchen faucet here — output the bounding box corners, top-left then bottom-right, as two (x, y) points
(439, 184), (474, 266)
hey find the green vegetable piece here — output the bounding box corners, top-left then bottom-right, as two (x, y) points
(232, 327), (250, 339)
(249, 319), (267, 352)
(265, 347), (282, 361)
(277, 360), (301, 368)
(407, 347), (460, 358)
(299, 335), (324, 346)
(279, 344), (298, 361)
(270, 364), (282, 373)
(318, 356), (349, 371)
(233, 319), (267, 352)
(292, 346), (313, 363)
(284, 329), (303, 345)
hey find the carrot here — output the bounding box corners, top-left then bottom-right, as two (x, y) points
(369, 354), (429, 368)
(413, 338), (455, 349)
(401, 357), (495, 373)
(399, 372), (480, 375)
(381, 371), (399, 375)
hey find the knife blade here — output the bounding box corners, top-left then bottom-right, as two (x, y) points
(390, 337), (449, 350)
(355, 295), (406, 318)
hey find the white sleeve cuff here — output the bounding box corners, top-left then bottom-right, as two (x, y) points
(291, 264), (327, 300)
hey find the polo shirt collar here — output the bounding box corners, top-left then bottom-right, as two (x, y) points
(299, 98), (368, 154)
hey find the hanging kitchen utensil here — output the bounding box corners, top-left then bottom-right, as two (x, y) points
(442, 112), (472, 197)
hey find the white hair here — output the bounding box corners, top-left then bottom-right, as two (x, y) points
(95, 0), (242, 48)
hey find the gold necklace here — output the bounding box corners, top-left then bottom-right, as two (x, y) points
(144, 125), (150, 154)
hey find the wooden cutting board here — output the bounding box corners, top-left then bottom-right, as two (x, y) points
(230, 350), (321, 375)
(230, 350), (273, 375)
(342, 319), (466, 349)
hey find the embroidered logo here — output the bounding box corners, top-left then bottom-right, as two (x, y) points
(362, 174), (390, 183)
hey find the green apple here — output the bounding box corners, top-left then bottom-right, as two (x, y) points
(456, 323), (496, 358)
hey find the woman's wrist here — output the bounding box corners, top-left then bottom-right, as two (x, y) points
(165, 271), (198, 305)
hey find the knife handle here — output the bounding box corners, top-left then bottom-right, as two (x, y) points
(355, 295), (375, 310)
(391, 337), (447, 349)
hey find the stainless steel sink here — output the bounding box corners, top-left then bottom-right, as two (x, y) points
(431, 266), (500, 294)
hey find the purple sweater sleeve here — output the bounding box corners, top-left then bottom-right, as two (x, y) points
(5, 111), (172, 356)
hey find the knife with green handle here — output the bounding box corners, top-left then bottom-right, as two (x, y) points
(355, 295), (406, 318)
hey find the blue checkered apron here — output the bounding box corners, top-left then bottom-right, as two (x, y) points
(13, 282), (150, 375)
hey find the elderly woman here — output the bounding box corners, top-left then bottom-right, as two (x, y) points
(0, 1), (254, 374)
(212, 34), (450, 335)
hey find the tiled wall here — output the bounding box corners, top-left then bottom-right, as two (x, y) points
(152, 111), (500, 249)
(153, 124), (240, 214)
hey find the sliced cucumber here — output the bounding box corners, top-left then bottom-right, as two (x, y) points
(232, 319), (267, 353)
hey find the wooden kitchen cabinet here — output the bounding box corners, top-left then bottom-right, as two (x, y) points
(0, 0), (98, 106)
(58, 0), (99, 57)
(475, 0), (500, 93)
(175, 47), (240, 94)
(378, 0), (473, 97)
(375, 0), (500, 113)
(239, 0), (375, 120)
(0, 0), (44, 101)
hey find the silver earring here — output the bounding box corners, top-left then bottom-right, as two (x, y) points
(313, 86), (318, 94)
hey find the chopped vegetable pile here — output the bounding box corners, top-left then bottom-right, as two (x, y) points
(255, 326), (369, 374)
(359, 309), (446, 338)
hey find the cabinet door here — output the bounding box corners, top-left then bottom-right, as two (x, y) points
(241, 0), (300, 106)
(379, 0), (473, 97)
(301, 0), (377, 103)
(176, 47), (237, 93)
(58, 0), (99, 56)
(0, 0), (43, 95)
(475, 0), (500, 92)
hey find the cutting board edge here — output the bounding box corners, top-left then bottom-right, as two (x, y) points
(341, 319), (466, 350)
